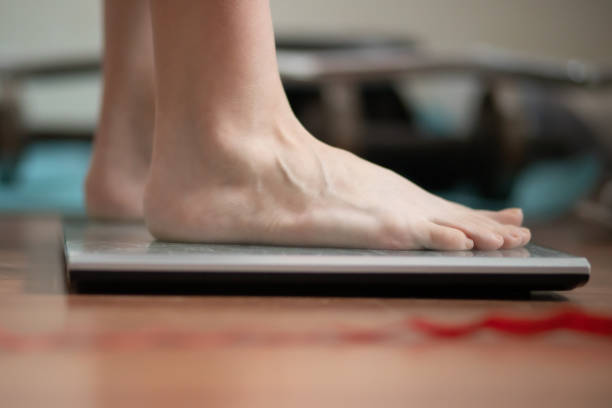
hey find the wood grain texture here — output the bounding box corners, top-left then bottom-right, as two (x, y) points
(0, 214), (611, 408)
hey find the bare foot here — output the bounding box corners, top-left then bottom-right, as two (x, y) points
(84, 70), (154, 220)
(143, 0), (530, 250)
(144, 117), (530, 250)
(85, 78), (154, 220)
(85, 134), (151, 221)
(85, 0), (154, 220)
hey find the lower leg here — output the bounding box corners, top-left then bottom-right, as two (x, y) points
(85, 0), (155, 219)
(145, 0), (530, 249)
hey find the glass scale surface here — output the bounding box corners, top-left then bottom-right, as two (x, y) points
(63, 220), (590, 293)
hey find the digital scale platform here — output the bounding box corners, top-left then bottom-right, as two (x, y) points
(63, 220), (590, 294)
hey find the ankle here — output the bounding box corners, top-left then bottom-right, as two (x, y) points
(93, 96), (154, 170)
(151, 106), (306, 176)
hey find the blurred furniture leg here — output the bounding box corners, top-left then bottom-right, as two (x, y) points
(320, 81), (364, 153)
(577, 178), (612, 228)
(0, 77), (25, 184)
(471, 81), (525, 199)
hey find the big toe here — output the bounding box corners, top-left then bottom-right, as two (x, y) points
(497, 226), (525, 249)
(479, 208), (524, 226)
(499, 225), (531, 248)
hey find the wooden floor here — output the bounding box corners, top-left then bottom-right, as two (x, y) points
(0, 214), (611, 408)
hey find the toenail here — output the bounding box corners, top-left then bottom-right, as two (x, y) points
(465, 239), (474, 249)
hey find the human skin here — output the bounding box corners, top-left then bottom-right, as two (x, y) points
(85, 0), (155, 220)
(87, 0), (530, 250)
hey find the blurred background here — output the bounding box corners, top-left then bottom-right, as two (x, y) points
(1, 0), (611, 225)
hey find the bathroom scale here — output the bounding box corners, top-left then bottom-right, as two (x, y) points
(62, 220), (590, 293)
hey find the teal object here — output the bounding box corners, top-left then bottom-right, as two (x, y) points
(509, 153), (601, 220)
(0, 141), (90, 214)
(440, 152), (601, 221)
